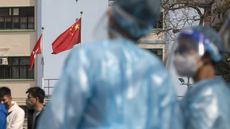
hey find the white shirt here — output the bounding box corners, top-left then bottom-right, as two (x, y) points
(7, 101), (25, 129)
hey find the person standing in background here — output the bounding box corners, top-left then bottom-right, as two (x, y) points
(0, 87), (25, 129)
(26, 87), (45, 129)
(171, 26), (230, 129)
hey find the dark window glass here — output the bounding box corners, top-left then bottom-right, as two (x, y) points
(0, 8), (9, 16)
(0, 57), (34, 79)
(20, 16), (27, 29)
(28, 17), (34, 29)
(0, 17), (4, 29)
(12, 16), (20, 29)
(146, 48), (163, 60)
(12, 66), (19, 79)
(5, 17), (12, 29)
(10, 57), (19, 65)
(20, 58), (29, 65)
(0, 7), (34, 30)
(20, 66), (27, 79)
(20, 7), (33, 16)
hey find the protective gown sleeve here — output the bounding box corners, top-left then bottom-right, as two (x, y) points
(37, 48), (92, 129)
(185, 89), (219, 129)
(182, 78), (230, 129)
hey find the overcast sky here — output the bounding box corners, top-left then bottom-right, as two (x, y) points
(38, 0), (108, 82)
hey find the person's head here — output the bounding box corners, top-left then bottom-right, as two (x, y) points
(109, 0), (161, 41)
(26, 87), (45, 110)
(0, 87), (12, 108)
(173, 26), (224, 80)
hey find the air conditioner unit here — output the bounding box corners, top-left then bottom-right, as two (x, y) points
(0, 57), (8, 65)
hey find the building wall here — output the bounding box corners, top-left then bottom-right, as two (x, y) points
(0, 0), (36, 103)
(0, 0), (35, 6)
(0, 32), (36, 56)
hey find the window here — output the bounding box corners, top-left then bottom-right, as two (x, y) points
(0, 57), (34, 79)
(146, 48), (163, 60)
(0, 7), (34, 30)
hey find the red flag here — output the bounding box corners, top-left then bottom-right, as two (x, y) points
(29, 34), (42, 71)
(52, 18), (81, 54)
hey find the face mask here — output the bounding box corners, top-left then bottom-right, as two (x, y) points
(173, 54), (198, 77)
(26, 99), (34, 110)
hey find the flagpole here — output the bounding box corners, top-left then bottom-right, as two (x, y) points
(80, 11), (83, 44)
(41, 27), (45, 89)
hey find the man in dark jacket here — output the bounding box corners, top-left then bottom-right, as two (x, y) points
(26, 87), (45, 129)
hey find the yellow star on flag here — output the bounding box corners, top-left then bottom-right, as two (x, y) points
(75, 24), (80, 30)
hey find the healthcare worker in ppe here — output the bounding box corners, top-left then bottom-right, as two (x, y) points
(172, 26), (230, 129)
(38, 0), (183, 129)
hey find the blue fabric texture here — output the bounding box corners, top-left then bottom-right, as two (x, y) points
(181, 77), (230, 129)
(0, 104), (7, 129)
(38, 38), (182, 129)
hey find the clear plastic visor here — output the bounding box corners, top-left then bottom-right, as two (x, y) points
(174, 32), (206, 58)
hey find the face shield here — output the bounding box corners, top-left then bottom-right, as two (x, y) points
(219, 14), (230, 53)
(168, 27), (223, 77)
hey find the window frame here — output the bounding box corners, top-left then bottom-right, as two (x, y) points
(146, 48), (163, 60)
(0, 7), (35, 31)
(0, 56), (34, 80)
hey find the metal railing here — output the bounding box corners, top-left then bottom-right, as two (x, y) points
(43, 78), (59, 97)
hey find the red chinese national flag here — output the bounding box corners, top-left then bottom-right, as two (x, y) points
(29, 34), (42, 71)
(52, 18), (81, 54)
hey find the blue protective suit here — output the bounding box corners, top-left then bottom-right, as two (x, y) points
(38, 38), (182, 129)
(182, 77), (230, 129)
(0, 103), (7, 129)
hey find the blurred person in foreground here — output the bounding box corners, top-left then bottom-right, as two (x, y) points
(38, 0), (182, 129)
(171, 26), (230, 129)
(26, 87), (45, 129)
(0, 87), (25, 129)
